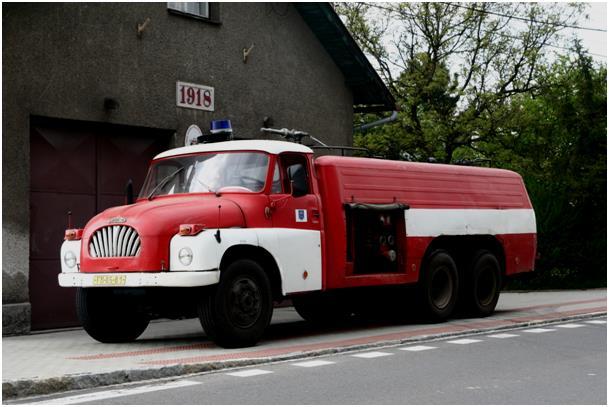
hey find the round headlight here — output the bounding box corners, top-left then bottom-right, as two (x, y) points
(64, 251), (77, 269)
(178, 247), (193, 266)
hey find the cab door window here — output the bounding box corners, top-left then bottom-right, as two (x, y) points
(279, 154), (310, 196)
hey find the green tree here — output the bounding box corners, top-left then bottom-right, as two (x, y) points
(339, 2), (584, 162)
(489, 46), (607, 287)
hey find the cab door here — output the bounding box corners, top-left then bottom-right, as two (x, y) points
(266, 153), (322, 293)
(269, 153), (320, 230)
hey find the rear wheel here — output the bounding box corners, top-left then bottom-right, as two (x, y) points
(464, 250), (502, 316)
(198, 259), (273, 348)
(77, 288), (150, 343)
(419, 250), (459, 321)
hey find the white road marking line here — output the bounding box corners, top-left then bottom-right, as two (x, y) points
(555, 323), (585, 328)
(523, 328), (556, 333)
(446, 338), (482, 345)
(29, 380), (200, 405)
(291, 360), (336, 368)
(351, 351), (393, 358)
(226, 369), (273, 377)
(586, 320), (606, 325)
(487, 333), (519, 339)
(587, 373), (597, 376)
(399, 345), (437, 352)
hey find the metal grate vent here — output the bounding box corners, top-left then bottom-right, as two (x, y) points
(89, 226), (141, 258)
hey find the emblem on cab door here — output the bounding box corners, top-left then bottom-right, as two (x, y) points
(295, 209), (307, 222)
(108, 217), (127, 224)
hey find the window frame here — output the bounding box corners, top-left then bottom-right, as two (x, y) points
(167, 2), (221, 25)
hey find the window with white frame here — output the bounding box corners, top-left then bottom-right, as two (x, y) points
(168, 2), (210, 19)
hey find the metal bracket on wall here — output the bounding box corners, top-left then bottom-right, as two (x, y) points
(137, 18), (151, 39)
(243, 44), (255, 63)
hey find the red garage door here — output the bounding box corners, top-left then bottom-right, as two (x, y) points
(29, 118), (171, 330)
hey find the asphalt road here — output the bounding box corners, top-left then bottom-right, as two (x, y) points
(21, 317), (607, 405)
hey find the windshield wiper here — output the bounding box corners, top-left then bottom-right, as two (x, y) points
(195, 177), (221, 196)
(147, 167), (185, 200)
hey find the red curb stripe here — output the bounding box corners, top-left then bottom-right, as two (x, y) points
(69, 342), (217, 360)
(140, 306), (606, 366)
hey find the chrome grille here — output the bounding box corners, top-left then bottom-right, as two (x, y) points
(89, 226), (141, 258)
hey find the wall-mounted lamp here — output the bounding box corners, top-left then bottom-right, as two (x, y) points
(263, 116), (274, 127)
(104, 98), (119, 111)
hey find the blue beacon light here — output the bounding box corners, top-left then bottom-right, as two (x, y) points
(198, 119), (234, 143)
(210, 119), (233, 134)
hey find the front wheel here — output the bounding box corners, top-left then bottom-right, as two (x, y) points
(198, 259), (273, 348)
(419, 250), (459, 321)
(77, 288), (150, 343)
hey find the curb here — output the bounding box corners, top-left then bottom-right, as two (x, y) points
(4, 311), (606, 401)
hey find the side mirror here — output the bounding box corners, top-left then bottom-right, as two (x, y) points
(287, 164), (308, 198)
(125, 179), (134, 205)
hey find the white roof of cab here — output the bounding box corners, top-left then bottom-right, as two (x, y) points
(154, 140), (313, 160)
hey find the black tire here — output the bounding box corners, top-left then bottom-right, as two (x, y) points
(76, 288), (149, 343)
(292, 293), (351, 325)
(198, 259), (273, 348)
(419, 250), (459, 321)
(464, 250), (502, 317)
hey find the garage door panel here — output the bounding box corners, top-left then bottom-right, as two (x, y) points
(29, 119), (170, 330)
(30, 126), (96, 193)
(29, 259), (78, 330)
(30, 191), (96, 260)
(98, 133), (167, 195)
(98, 193), (127, 213)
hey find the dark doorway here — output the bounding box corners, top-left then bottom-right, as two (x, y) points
(29, 117), (171, 330)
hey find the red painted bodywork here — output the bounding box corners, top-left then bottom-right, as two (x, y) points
(80, 194), (269, 272)
(314, 156), (536, 290)
(79, 148), (536, 294)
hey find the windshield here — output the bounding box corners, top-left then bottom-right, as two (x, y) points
(139, 152), (270, 198)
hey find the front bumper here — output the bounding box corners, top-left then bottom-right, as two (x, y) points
(58, 270), (220, 288)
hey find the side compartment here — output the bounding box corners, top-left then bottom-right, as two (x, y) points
(346, 203), (408, 275)
(315, 160), (414, 290)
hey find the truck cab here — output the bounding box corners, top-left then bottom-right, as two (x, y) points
(60, 140), (323, 347)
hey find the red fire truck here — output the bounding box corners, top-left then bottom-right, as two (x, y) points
(59, 135), (536, 348)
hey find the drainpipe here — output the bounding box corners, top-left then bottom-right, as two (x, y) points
(354, 110), (399, 133)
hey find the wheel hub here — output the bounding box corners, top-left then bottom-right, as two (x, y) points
(228, 277), (262, 329)
(477, 266), (497, 306)
(430, 266), (453, 310)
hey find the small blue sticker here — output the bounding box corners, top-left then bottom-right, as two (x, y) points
(295, 209), (308, 222)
